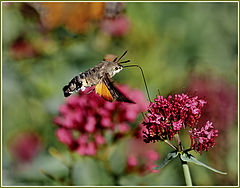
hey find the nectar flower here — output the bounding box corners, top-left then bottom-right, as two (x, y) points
(142, 93), (206, 143)
(189, 121), (218, 154)
(54, 85), (147, 156)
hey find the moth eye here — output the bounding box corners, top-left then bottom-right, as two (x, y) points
(115, 67), (118, 70)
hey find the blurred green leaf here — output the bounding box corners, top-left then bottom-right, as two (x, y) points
(72, 157), (113, 185)
(109, 142), (126, 175)
(2, 5), (25, 46)
(119, 174), (142, 186)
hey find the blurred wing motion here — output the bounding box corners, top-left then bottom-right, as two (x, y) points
(95, 74), (135, 103)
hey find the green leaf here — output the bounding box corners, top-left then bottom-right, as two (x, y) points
(153, 151), (178, 170)
(180, 153), (227, 175)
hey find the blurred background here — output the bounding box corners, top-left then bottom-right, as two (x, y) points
(2, 2), (238, 186)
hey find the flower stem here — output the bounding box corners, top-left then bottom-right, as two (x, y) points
(182, 162), (192, 186)
(164, 140), (177, 150)
(174, 134), (183, 152)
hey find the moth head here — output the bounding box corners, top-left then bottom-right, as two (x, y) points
(113, 63), (123, 74)
(103, 50), (129, 77)
(105, 62), (123, 77)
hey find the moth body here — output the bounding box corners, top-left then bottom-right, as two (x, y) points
(63, 61), (123, 97)
(63, 51), (134, 103)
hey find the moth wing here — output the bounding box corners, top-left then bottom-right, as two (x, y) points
(95, 79), (114, 102)
(102, 74), (135, 103)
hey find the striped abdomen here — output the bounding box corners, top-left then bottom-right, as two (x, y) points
(63, 75), (83, 97)
(63, 66), (101, 97)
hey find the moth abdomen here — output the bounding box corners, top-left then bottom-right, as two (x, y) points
(63, 75), (83, 97)
(63, 85), (72, 97)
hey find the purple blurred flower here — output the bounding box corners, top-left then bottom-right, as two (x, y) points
(54, 85), (147, 156)
(8, 132), (42, 163)
(187, 74), (237, 131)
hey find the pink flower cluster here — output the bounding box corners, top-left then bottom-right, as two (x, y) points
(142, 93), (206, 143)
(126, 138), (160, 174)
(54, 85), (147, 156)
(189, 121), (218, 154)
(141, 93), (219, 154)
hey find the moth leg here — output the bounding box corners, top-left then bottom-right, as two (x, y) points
(87, 88), (95, 94)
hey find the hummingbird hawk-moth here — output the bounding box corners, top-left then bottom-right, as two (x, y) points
(63, 51), (135, 103)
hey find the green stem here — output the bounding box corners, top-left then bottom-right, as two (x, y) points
(164, 140), (177, 150)
(182, 163), (192, 186)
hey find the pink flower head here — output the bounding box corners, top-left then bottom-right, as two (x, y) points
(56, 128), (76, 150)
(54, 84), (147, 156)
(142, 93), (206, 143)
(8, 131), (42, 163)
(189, 121), (218, 155)
(100, 15), (130, 37)
(127, 154), (139, 167)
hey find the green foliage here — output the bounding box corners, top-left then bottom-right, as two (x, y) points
(72, 157), (114, 186)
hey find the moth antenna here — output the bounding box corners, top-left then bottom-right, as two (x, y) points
(113, 57), (118, 62)
(119, 60), (130, 64)
(123, 64), (151, 102)
(116, 50), (128, 64)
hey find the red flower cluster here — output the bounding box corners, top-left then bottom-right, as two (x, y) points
(54, 85), (147, 156)
(189, 121), (218, 154)
(142, 94), (206, 143)
(142, 93), (219, 154)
